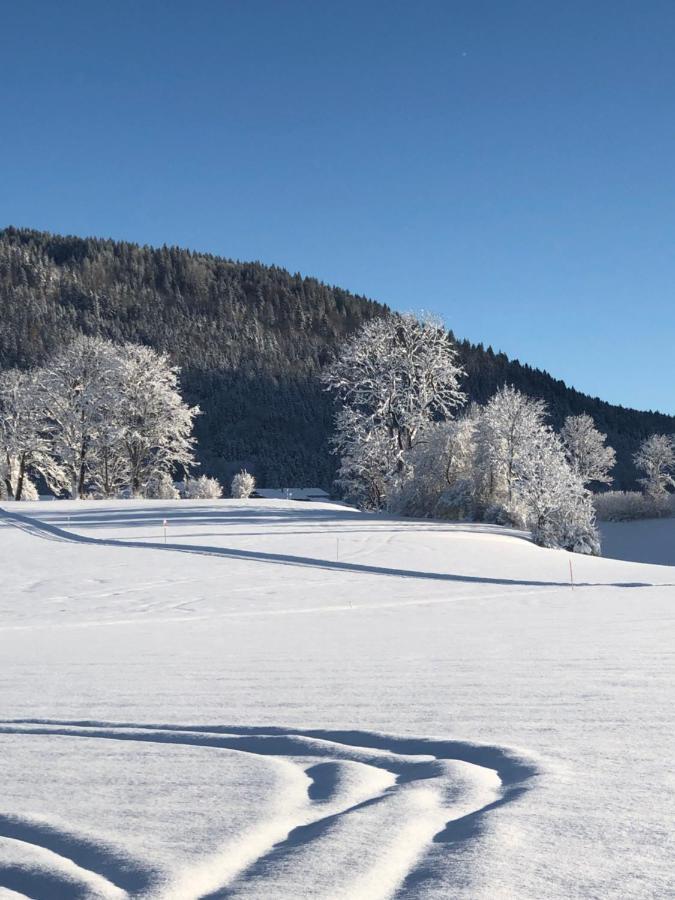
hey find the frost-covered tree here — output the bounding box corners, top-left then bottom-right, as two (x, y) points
(116, 344), (199, 497)
(88, 417), (130, 498)
(475, 386), (548, 513)
(1, 338), (200, 500)
(0, 368), (68, 499)
(514, 425), (600, 555)
(39, 337), (121, 499)
(388, 407), (480, 517)
(470, 388), (600, 550)
(634, 434), (675, 499)
(231, 469), (255, 499)
(323, 313), (466, 507)
(561, 414), (616, 487)
(331, 406), (394, 509)
(86, 381), (130, 498)
(184, 475), (223, 499)
(145, 472), (180, 500)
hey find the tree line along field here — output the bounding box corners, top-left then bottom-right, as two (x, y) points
(1, 226), (674, 490)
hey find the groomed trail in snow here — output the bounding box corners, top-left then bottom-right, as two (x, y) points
(1, 500), (674, 898)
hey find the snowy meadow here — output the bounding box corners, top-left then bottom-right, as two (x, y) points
(1, 498), (674, 899)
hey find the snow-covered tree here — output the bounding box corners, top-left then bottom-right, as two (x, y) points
(561, 414), (616, 487)
(331, 406), (394, 509)
(0, 369), (52, 500)
(184, 475), (223, 499)
(634, 434), (675, 499)
(145, 472), (180, 500)
(88, 418), (130, 497)
(441, 406), (482, 488)
(39, 336), (121, 499)
(86, 384), (130, 498)
(513, 425), (600, 555)
(323, 313), (466, 507)
(115, 344), (199, 497)
(231, 469), (255, 499)
(468, 388), (600, 551)
(388, 407), (480, 517)
(0, 368), (68, 499)
(0, 338), (200, 500)
(475, 386), (548, 514)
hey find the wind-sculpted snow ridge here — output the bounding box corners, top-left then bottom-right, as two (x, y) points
(0, 720), (540, 899)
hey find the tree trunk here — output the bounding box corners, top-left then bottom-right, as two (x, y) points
(77, 461), (86, 499)
(14, 453), (26, 501)
(4, 451), (14, 498)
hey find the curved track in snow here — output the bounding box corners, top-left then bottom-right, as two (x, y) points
(0, 504), (664, 590)
(0, 721), (539, 899)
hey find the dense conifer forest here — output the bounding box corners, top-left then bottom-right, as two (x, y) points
(1, 226), (671, 490)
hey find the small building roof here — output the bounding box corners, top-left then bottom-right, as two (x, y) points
(254, 488), (330, 500)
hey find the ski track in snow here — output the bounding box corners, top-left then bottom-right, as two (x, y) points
(0, 505), (664, 590)
(0, 720), (539, 899)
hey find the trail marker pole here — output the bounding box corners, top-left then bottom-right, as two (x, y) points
(569, 557), (575, 590)
(163, 519), (167, 544)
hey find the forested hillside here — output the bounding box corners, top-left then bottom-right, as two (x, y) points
(1, 227), (671, 489)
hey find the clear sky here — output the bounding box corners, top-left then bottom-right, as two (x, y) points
(1, 1), (673, 413)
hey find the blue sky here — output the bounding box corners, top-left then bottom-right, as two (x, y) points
(1, 1), (673, 413)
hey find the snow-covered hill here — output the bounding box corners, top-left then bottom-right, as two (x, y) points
(1, 500), (673, 899)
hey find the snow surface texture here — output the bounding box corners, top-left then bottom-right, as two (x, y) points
(1, 500), (674, 899)
(600, 517), (675, 566)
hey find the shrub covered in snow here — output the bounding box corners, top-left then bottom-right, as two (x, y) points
(481, 502), (523, 528)
(145, 473), (180, 500)
(183, 475), (223, 499)
(434, 479), (477, 521)
(594, 490), (675, 522)
(231, 470), (255, 499)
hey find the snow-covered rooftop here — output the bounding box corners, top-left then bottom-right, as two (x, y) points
(254, 487), (330, 500)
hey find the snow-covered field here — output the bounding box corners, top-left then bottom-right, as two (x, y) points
(600, 516), (675, 567)
(1, 499), (674, 899)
